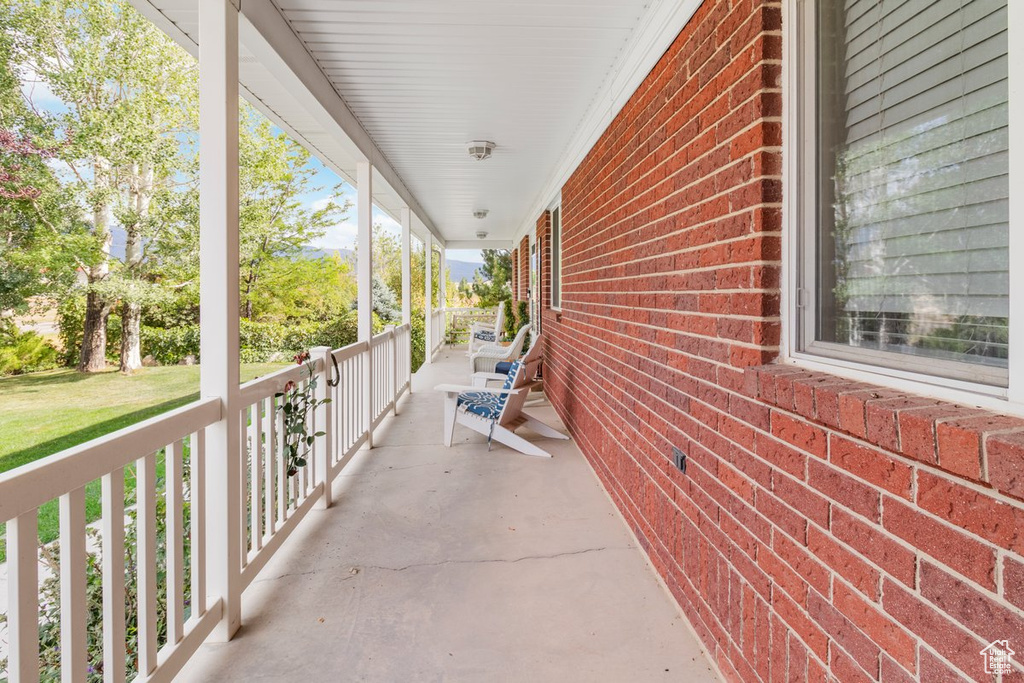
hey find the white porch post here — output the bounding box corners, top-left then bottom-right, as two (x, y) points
(357, 161), (374, 446)
(199, 0), (241, 642)
(439, 247), (447, 309)
(400, 207), (412, 391)
(401, 207), (411, 325)
(424, 233), (433, 364)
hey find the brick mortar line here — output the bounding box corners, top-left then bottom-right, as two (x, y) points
(572, 107), (785, 227)
(567, 156), (782, 250)
(565, 232), (784, 281)
(556, 302), (783, 320)
(560, 315), (779, 375)
(567, 192), (784, 266)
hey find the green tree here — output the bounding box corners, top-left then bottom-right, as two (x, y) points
(7, 0), (198, 372)
(236, 105), (348, 320)
(471, 248), (511, 307)
(0, 6), (90, 318)
(247, 254), (356, 323)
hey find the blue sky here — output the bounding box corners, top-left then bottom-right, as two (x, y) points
(298, 157), (481, 263)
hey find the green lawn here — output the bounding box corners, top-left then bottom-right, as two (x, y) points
(0, 363), (287, 561)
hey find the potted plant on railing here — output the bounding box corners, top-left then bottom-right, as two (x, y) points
(276, 351), (332, 476)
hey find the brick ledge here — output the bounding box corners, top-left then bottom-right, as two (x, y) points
(744, 364), (1024, 501)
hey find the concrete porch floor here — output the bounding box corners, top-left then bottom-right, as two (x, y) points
(176, 347), (719, 682)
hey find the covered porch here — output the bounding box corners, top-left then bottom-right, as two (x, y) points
(175, 351), (717, 682)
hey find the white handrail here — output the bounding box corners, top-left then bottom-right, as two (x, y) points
(0, 398), (220, 522)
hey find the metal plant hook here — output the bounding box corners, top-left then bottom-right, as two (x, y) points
(328, 354), (340, 387)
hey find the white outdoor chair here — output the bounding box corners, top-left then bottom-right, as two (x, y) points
(472, 331), (541, 386)
(470, 323), (530, 374)
(468, 305), (505, 354)
(435, 357), (568, 458)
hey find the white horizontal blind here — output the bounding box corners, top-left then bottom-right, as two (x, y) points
(822, 0), (1009, 365)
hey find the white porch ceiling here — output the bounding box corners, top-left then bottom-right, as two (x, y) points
(134, 0), (689, 245)
(275, 0), (651, 243)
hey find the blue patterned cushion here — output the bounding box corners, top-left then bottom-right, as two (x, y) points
(457, 361), (522, 421)
(457, 391), (504, 419)
(501, 361), (521, 390)
(494, 361), (514, 375)
(474, 331), (496, 342)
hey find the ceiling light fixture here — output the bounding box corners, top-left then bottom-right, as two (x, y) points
(473, 210), (489, 219)
(467, 140), (496, 161)
(476, 231), (489, 239)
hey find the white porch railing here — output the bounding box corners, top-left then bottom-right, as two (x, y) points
(443, 307), (497, 345)
(430, 309), (446, 356)
(0, 324), (413, 683)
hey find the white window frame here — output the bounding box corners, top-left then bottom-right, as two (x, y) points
(550, 196), (563, 311)
(782, 0), (1024, 411)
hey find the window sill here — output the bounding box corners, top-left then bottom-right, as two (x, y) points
(744, 363), (1024, 502)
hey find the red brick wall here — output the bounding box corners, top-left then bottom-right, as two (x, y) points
(518, 235), (529, 302)
(539, 1), (1024, 681)
(537, 211), (551, 312)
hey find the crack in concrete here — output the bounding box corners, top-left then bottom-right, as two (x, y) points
(360, 546), (621, 573)
(256, 568), (358, 584)
(336, 461), (440, 478)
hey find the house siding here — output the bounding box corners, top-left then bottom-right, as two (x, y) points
(533, 1), (1024, 681)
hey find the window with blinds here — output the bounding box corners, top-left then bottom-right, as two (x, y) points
(814, 0), (1009, 377)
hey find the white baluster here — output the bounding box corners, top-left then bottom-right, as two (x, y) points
(166, 439), (185, 644)
(190, 430), (206, 618)
(101, 469), (126, 683)
(7, 511), (39, 683)
(137, 452), (157, 675)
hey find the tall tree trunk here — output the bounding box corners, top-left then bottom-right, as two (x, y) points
(242, 260), (258, 320)
(120, 163), (152, 373)
(78, 161), (112, 372)
(120, 300), (142, 372)
(79, 290), (111, 371)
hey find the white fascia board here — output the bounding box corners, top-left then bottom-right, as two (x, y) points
(511, 0), (704, 244)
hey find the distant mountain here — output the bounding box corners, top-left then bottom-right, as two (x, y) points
(301, 247), (482, 283)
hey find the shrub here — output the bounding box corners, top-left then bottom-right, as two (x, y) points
(410, 309), (426, 372)
(310, 310), (359, 350)
(503, 299), (516, 339)
(141, 325), (201, 365)
(0, 323), (60, 375)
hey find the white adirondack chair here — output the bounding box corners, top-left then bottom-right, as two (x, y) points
(468, 305), (506, 354)
(436, 356), (568, 458)
(470, 323), (530, 374)
(472, 330), (541, 386)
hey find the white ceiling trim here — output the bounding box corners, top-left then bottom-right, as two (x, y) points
(512, 0), (705, 245)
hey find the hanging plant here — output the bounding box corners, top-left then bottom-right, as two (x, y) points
(276, 351), (331, 476)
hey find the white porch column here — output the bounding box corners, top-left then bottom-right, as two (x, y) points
(199, 0), (241, 642)
(439, 247), (447, 309)
(356, 161), (374, 447)
(424, 233), (433, 364)
(401, 207), (411, 326)
(357, 161), (373, 341)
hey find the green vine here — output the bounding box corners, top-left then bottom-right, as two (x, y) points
(275, 351), (330, 476)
